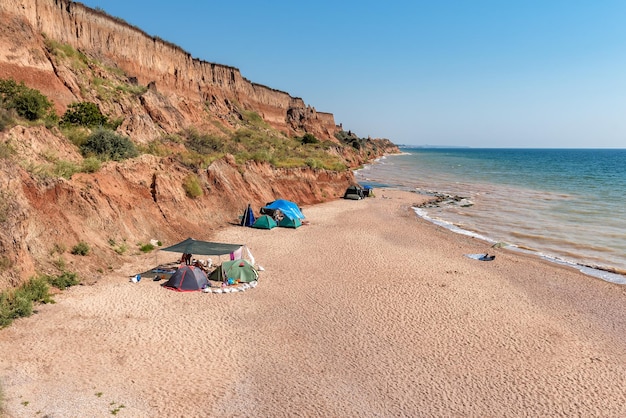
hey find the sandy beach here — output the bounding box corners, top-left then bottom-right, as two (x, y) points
(1, 189), (626, 417)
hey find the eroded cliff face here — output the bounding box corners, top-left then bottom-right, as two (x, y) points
(0, 0), (338, 140)
(0, 0), (399, 289)
(0, 126), (355, 289)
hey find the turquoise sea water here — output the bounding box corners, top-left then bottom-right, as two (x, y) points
(355, 148), (626, 284)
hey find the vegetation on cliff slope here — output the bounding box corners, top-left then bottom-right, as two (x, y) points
(0, 79), (57, 124)
(2, 37), (393, 173)
(42, 39), (390, 169)
(1, 70), (385, 176)
(0, 35), (397, 294)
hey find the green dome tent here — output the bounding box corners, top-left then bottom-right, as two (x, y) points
(252, 214), (277, 229)
(278, 216), (302, 228)
(208, 259), (259, 283)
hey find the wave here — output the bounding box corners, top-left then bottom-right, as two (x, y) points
(411, 204), (626, 285)
(359, 149), (626, 285)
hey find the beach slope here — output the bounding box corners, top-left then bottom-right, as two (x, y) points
(1, 189), (625, 417)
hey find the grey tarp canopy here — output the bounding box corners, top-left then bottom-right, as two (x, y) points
(160, 237), (243, 256)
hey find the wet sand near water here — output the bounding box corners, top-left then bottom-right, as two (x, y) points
(1, 189), (626, 417)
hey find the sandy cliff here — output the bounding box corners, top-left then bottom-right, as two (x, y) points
(0, 0), (398, 288)
(0, 126), (357, 288)
(0, 0), (338, 141)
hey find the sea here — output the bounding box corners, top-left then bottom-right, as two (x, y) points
(355, 148), (626, 285)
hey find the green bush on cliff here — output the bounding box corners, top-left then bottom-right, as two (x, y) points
(61, 102), (109, 128)
(81, 157), (101, 173)
(335, 130), (355, 143)
(305, 158), (323, 169)
(184, 128), (224, 154)
(108, 238), (129, 255)
(335, 130), (367, 151)
(25, 155), (101, 179)
(120, 83), (148, 96)
(177, 149), (224, 170)
(249, 149), (275, 165)
(301, 133), (319, 144)
(171, 129), (229, 169)
(0, 78), (56, 122)
(25, 149), (94, 180)
(182, 173), (203, 199)
(2, 294), (32, 322)
(41, 151), (82, 179)
(61, 125), (91, 148)
(44, 38), (89, 69)
(326, 161), (349, 171)
(240, 110), (270, 129)
(41, 159), (80, 180)
(71, 241), (90, 256)
(81, 128), (138, 161)
(139, 243), (155, 253)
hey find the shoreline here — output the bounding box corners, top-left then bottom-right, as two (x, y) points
(357, 154), (626, 285)
(1, 189), (626, 416)
(408, 192), (626, 285)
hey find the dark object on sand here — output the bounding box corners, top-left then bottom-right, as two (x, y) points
(344, 185), (365, 200)
(240, 203), (256, 227)
(162, 265), (208, 292)
(465, 253), (496, 261)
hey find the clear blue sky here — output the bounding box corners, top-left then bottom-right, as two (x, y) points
(78, 0), (626, 148)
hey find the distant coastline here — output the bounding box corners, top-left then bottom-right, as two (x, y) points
(398, 144), (472, 149)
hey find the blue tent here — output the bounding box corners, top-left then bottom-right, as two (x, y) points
(240, 204), (256, 227)
(262, 199), (305, 220)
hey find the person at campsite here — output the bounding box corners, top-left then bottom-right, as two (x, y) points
(180, 253), (192, 265)
(272, 209), (284, 222)
(193, 259), (208, 272)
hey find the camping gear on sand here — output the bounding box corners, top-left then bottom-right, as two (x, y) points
(465, 253), (496, 261)
(157, 237), (257, 278)
(240, 204), (256, 227)
(252, 214), (277, 229)
(162, 265), (208, 291)
(208, 259), (259, 283)
(343, 185), (365, 200)
(160, 238), (243, 256)
(278, 216), (302, 228)
(261, 199), (305, 220)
